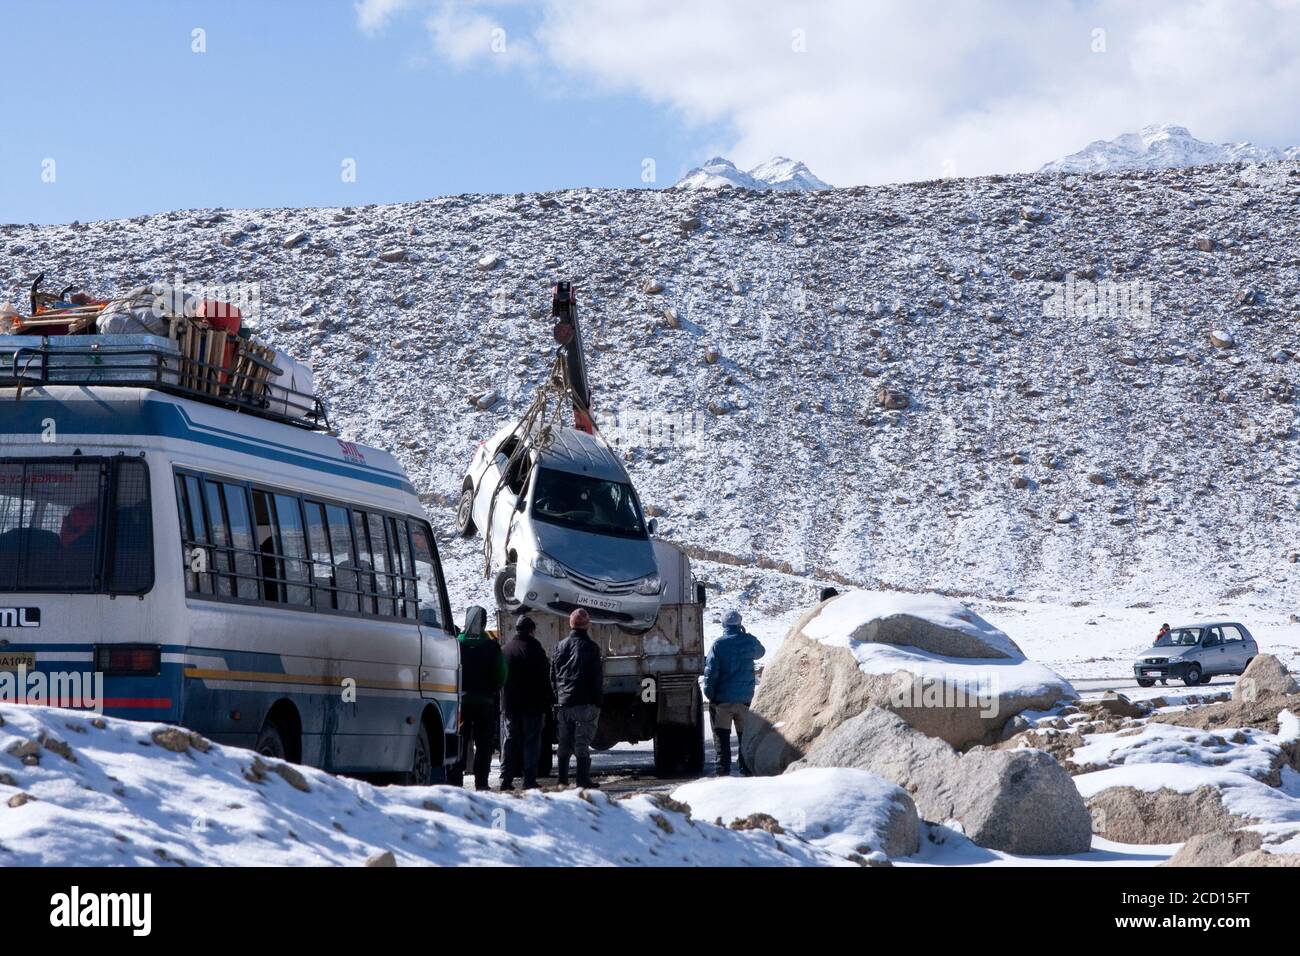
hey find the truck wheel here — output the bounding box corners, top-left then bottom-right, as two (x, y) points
(652, 727), (680, 777)
(455, 485), (477, 537)
(494, 564), (523, 612)
(1182, 664), (1202, 687)
(1136, 678), (1155, 688)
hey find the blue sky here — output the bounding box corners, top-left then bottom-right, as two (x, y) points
(3, 0), (1299, 225)
(0, 0), (718, 224)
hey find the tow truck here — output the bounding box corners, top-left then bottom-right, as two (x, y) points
(468, 282), (707, 776)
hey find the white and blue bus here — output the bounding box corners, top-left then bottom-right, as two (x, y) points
(0, 340), (460, 783)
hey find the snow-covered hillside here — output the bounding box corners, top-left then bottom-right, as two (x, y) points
(4, 159), (1299, 649)
(675, 156), (831, 190)
(1042, 124), (1300, 174)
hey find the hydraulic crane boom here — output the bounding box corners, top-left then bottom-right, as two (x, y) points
(550, 281), (596, 435)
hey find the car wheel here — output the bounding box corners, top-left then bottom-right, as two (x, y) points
(494, 564), (522, 612)
(455, 484), (477, 537)
(1136, 678), (1155, 688)
(1182, 664), (1202, 687)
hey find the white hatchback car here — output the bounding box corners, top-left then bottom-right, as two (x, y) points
(456, 422), (663, 630)
(1132, 622), (1259, 687)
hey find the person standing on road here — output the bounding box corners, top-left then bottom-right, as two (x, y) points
(500, 614), (553, 791)
(456, 605), (506, 791)
(703, 610), (765, 777)
(551, 608), (603, 789)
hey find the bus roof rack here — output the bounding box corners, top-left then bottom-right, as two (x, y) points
(0, 334), (332, 433)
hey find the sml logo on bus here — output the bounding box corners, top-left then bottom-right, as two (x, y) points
(337, 440), (366, 465)
(0, 607), (40, 628)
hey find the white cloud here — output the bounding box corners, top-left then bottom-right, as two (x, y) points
(354, 0), (415, 34)
(361, 0), (1300, 184)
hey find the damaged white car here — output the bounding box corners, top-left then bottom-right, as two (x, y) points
(456, 420), (664, 631)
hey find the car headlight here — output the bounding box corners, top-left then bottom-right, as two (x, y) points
(532, 553), (568, 579)
(635, 573), (662, 596)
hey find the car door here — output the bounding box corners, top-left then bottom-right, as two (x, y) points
(1200, 626), (1227, 675)
(1220, 625), (1249, 674)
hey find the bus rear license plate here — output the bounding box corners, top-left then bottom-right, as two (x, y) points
(0, 652), (36, 671)
(576, 593), (620, 612)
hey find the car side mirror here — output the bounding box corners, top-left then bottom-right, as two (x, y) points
(646, 517), (658, 535)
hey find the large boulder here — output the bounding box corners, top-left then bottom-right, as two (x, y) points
(1084, 785), (1243, 844)
(1162, 830), (1263, 867)
(1233, 654), (1299, 702)
(672, 767), (920, 861)
(742, 591), (1076, 774)
(789, 706), (1093, 854)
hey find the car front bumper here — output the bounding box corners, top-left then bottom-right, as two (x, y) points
(1133, 659), (1189, 680)
(517, 567), (663, 628)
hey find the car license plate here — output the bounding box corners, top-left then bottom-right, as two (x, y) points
(576, 593), (621, 612)
(1141, 669), (1158, 676)
(0, 651), (36, 672)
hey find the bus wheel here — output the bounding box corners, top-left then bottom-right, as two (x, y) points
(455, 485), (477, 538)
(255, 721), (287, 760)
(401, 724), (435, 786)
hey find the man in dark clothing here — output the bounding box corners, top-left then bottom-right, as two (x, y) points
(550, 607), (603, 788)
(499, 614), (552, 790)
(455, 605), (506, 790)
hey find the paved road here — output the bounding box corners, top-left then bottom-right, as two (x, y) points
(1069, 675), (1235, 697)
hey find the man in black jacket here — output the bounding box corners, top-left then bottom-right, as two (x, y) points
(455, 605), (506, 790)
(499, 614), (552, 790)
(550, 607), (603, 788)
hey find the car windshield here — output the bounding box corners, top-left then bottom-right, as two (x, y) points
(531, 468), (646, 539)
(1155, 628), (1201, 647)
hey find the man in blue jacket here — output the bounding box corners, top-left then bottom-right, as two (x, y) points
(703, 610), (765, 777)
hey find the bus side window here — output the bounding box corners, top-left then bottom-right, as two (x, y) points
(409, 520), (444, 629)
(176, 473), (214, 595)
(325, 504), (359, 613)
(221, 482), (259, 600)
(391, 516), (417, 620)
(273, 493), (312, 608)
(202, 479), (235, 598)
(304, 500), (336, 610)
(350, 509), (378, 615)
(367, 511), (396, 617)
(250, 490), (284, 603)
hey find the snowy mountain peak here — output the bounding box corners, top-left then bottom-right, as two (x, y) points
(675, 156), (832, 191)
(746, 156), (832, 191)
(1041, 123), (1300, 174)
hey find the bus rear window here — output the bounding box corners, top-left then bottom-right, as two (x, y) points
(0, 458), (154, 594)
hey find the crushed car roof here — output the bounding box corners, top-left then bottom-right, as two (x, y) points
(536, 426), (628, 482)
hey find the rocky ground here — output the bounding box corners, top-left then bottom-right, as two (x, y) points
(4, 161), (1299, 635)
